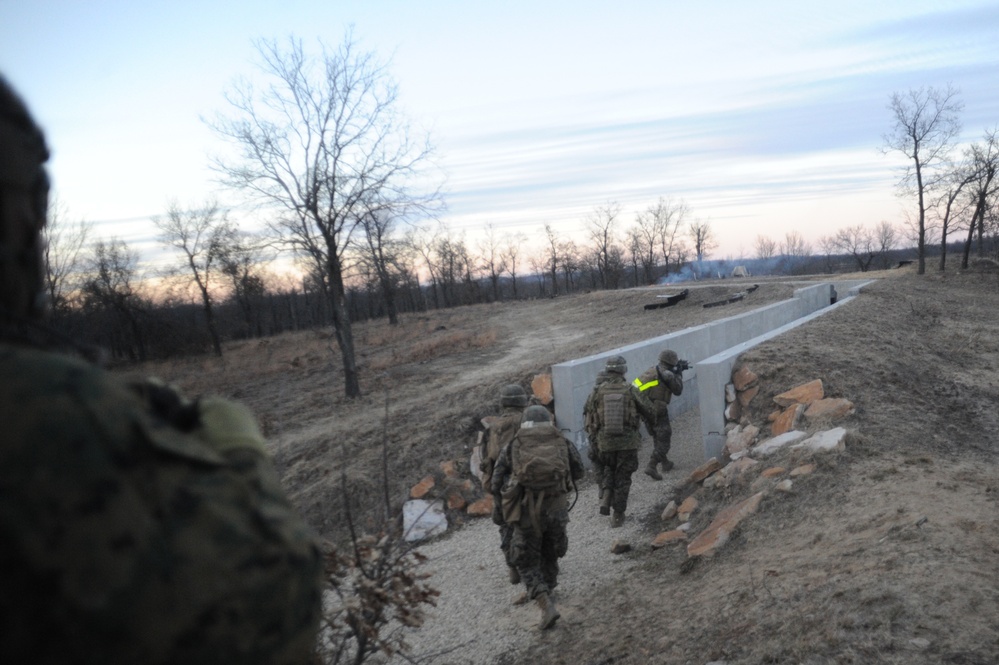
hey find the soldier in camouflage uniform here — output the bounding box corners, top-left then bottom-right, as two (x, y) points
(633, 349), (685, 480)
(582, 370), (610, 502)
(592, 355), (654, 527)
(490, 406), (584, 630)
(481, 384), (529, 586)
(0, 76), (322, 664)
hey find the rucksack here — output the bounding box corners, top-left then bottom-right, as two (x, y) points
(511, 425), (571, 494)
(481, 410), (522, 488)
(598, 381), (636, 436)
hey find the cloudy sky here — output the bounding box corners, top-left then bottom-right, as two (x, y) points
(2, 0), (997, 263)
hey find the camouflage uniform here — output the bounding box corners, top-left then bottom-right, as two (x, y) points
(633, 352), (684, 477)
(0, 78), (322, 664)
(593, 358), (654, 525)
(490, 413), (583, 618)
(481, 403), (526, 575)
(582, 370), (610, 490)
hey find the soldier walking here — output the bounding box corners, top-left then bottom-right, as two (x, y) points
(591, 356), (654, 527)
(480, 384), (530, 586)
(633, 349), (685, 480)
(490, 406), (584, 629)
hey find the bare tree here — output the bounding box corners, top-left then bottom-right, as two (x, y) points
(543, 224), (561, 296)
(830, 225), (877, 272)
(82, 238), (148, 361)
(219, 232), (269, 336)
(586, 202), (622, 289)
(501, 232), (526, 299)
(478, 224), (506, 302)
(688, 218), (716, 263)
(883, 85), (964, 275)
(42, 196), (91, 315)
(874, 220), (900, 270)
(754, 235), (778, 261)
(354, 205), (412, 324)
(780, 230), (812, 274)
(208, 33), (440, 397)
(154, 199), (234, 356)
(933, 161), (976, 271)
(961, 127), (999, 269)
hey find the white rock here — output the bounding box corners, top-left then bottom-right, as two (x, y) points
(403, 499), (448, 542)
(752, 430), (808, 457)
(792, 427), (847, 453)
(676, 522), (692, 532)
(775, 479), (793, 492)
(725, 383), (736, 403)
(469, 447), (484, 486)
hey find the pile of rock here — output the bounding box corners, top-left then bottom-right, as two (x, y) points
(404, 457), (494, 542)
(651, 370), (857, 559)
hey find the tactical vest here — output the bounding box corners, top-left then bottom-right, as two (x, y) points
(597, 381), (638, 435)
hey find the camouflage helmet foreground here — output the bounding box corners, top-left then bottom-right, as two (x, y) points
(0, 76), (50, 323)
(522, 405), (552, 424)
(500, 383), (529, 407)
(605, 355), (628, 375)
(658, 349), (679, 367)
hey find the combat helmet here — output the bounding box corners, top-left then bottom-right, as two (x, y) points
(500, 383), (529, 408)
(0, 76), (50, 324)
(658, 349), (679, 367)
(605, 355), (628, 375)
(522, 405), (552, 424)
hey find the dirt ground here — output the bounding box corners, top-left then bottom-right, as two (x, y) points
(135, 264), (999, 664)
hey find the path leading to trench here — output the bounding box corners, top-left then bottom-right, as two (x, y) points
(391, 407), (704, 665)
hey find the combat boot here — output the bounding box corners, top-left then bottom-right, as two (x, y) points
(611, 510), (625, 528)
(644, 461), (663, 481)
(661, 458), (675, 472)
(536, 592), (560, 630)
(599, 490), (612, 516)
(508, 565), (521, 585)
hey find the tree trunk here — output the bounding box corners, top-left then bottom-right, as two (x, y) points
(328, 252), (361, 398)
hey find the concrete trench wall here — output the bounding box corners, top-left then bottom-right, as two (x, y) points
(551, 280), (874, 461)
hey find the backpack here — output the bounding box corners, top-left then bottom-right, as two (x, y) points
(480, 410), (521, 488)
(511, 425), (571, 494)
(598, 381), (637, 436)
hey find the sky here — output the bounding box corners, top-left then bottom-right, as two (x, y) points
(2, 0), (998, 268)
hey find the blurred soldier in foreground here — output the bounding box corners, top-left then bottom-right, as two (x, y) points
(491, 406), (583, 630)
(480, 383), (530, 587)
(0, 76), (322, 664)
(633, 349), (685, 480)
(591, 355), (654, 527)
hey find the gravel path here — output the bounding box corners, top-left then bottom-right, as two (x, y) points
(392, 407), (703, 664)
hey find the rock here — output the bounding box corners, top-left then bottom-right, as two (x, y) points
(446, 491), (466, 510)
(724, 424), (759, 455)
(611, 540), (632, 555)
(752, 430), (808, 457)
(660, 501), (678, 521)
(775, 479), (794, 492)
(410, 475), (436, 499)
(403, 499), (448, 542)
(737, 384), (760, 408)
(761, 467), (785, 478)
(688, 458), (723, 484)
(773, 379), (824, 407)
(792, 427), (848, 453)
(767, 409), (781, 422)
(721, 457), (758, 478)
(676, 522), (692, 532)
(651, 530), (688, 548)
(531, 373), (554, 405)
(440, 460), (459, 478)
(469, 447), (485, 486)
(686, 492), (764, 557)
(724, 400), (742, 422)
(703, 474), (726, 489)
(678, 496), (699, 521)
(725, 383), (736, 403)
(790, 463), (816, 477)
(910, 638), (930, 649)
(732, 366), (758, 391)
(771, 403), (805, 436)
(466, 494), (494, 517)
(804, 397), (855, 421)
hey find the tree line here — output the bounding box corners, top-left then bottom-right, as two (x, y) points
(42, 36), (999, 399)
